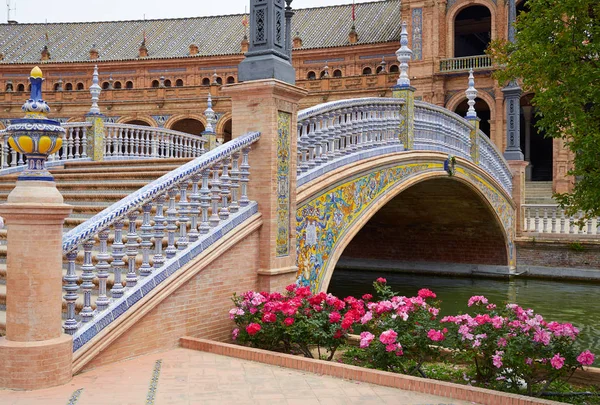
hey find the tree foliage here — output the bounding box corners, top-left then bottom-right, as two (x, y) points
(488, 0), (600, 220)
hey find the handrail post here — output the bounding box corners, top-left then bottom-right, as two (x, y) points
(85, 65), (105, 161)
(392, 21), (415, 149)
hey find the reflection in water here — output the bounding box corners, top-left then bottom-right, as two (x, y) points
(328, 270), (600, 366)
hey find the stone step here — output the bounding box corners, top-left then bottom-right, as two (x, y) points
(0, 170), (172, 183)
(55, 163), (188, 174)
(61, 157), (191, 170)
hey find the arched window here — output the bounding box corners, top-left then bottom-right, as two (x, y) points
(170, 118), (206, 135)
(123, 119), (151, 126)
(226, 76), (235, 84)
(320, 70), (328, 78)
(362, 67), (372, 75)
(202, 77), (210, 86)
(454, 5), (492, 57)
(389, 65), (399, 73)
(333, 69), (342, 77)
(216, 77), (223, 85)
(114, 81), (122, 89)
(102, 82), (110, 90)
(175, 79), (184, 87)
(76, 82), (84, 90)
(164, 79), (172, 87)
(307, 71), (316, 80)
(16, 83), (24, 92)
(151, 80), (159, 88)
(65, 83), (73, 91)
(126, 81), (134, 89)
(53, 83), (61, 91)
(376, 66), (384, 74)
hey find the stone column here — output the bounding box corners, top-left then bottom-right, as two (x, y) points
(0, 67), (73, 390)
(86, 65), (105, 161)
(392, 21), (415, 149)
(222, 80), (306, 292)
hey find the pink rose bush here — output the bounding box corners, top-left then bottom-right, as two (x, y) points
(442, 295), (594, 396)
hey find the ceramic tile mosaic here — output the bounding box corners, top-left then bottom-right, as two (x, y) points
(276, 111), (292, 257)
(412, 8), (423, 61)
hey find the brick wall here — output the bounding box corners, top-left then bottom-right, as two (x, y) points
(517, 239), (600, 269)
(80, 229), (260, 372)
(342, 178), (508, 265)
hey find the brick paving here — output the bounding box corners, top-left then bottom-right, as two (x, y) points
(0, 348), (479, 405)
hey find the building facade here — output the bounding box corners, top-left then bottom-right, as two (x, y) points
(0, 0), (571, 191)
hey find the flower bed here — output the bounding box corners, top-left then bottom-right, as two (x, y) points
(229, 279), (597, 402)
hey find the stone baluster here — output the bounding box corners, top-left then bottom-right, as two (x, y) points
(188, 174), (201, 242)
(560, 210), (566, 233)
(551, 210), (557, 233)
(95, 230), (111, 311)
(110, 220), (126, 298)
(542, 208), (548, 233)
(177, 181), (190, 251)
(63, 249), (79, 334)
(116, 127), (123, 156)
(569, 215), (575, 234)
(229, 151), (241, 213)
(306, 118), (317, 169)
(314, 116), (325, 164)
(209, 162), (222, 226)
(73, 128), (81, 158)
(80, 239), (96, 323)
(139, 203), (153, 276)
(199, 169), (211, 234)
(67, 128), (74, 159)
(534, 208), (539, 232)
(219, 158), (231, 220)
(297, 122), (306, 174)
(341, 108), (351, 154)
(81, 127), (88, 158)
(523, 207), (529, 232)
(151, 130), (158, 158)
(152, 194), (166, 268)
(125, 210), (139, 288)
(333, 113), (343, 158)
(239, 147), (251, 207)
(2, 135), (8, 168)
(327, 114), (336, 159)
(104, 127), (111, 157)
(165, 187), (178, 259)
(587, 217), (593, 235)
(11, 144), (18, 166)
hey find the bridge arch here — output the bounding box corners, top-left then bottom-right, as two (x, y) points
(296, 152), (515, 292)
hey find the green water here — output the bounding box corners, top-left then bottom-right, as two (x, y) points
(328, 269), (600, 366)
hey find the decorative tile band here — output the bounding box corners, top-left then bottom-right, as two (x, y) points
(276, 111), (292, 257)
(66, 388), (83, 405)
(146, 359), (162, 405)
(412, 8), (423, 61)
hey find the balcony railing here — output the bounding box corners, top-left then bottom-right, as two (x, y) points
(522, 204), (600, 235)
(439, 55), (493, 73)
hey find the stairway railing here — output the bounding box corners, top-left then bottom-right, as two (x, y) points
(104, 123), (206, 159)
(522, 204), (600, 235)
(61, 131), (260, 351)
(297, 97), (405, 178)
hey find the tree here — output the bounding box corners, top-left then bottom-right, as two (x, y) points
(489, 0), (600, 221)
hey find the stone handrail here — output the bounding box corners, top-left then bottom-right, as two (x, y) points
(522, 204), (600, 235)
(61, 131), (261, 350)
(478, 132), (513, 193)
(297, 98), (405, 175)
(104, 122), (206, 159)
(1, 122), (92, 170)
(439, 55), (493, 72)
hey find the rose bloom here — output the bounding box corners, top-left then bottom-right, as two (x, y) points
(418, 288), (437, 299)
(246, 323), (261, 336)
(375, 277), (387, 284)
(359, 331), (375, 348)
(284, 317), (295, 326)
(379, 329), (398, 345)
(427, 329), (445, 342)
(232, 328), (239, 340)
(550, 353), (565, 370)
(262, 312), (276, 323)
(467, 295), (489, 307)
(329, 311), (341, 323)
(577, 350), (595, 366)
(362, 293), (373, 301)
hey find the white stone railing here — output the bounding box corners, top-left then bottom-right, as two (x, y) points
(62, 131), (260, 351)
(439, 55), (493, 73)
(297, 97), (405, 175)
(522, 204), (600, 235)
(104, 123), (206, 159)
(478, 133), (513, 193)
(414, 102), (472, 160)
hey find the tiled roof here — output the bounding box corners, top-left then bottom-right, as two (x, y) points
(0, 0), (402, 64)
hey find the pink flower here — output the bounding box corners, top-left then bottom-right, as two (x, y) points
(418, 288), (437, 299)
(533, 328), (551, 346)
(284, 317), (295, 326)
(249, 307), (258, 314)
(360, 311), (373, 324)
(491, 316), (504, 329)
(285, 284), (296, 292)
(379, 329), (398, 345)
(525, 358), (533, 365)
(232, 328), (239, 340)
(329, 311), (341, 323)
(577, 350), (595, 366)
(428, 307), (440, 317)
(427, 329), (446, 342)
(385, 344), (397, 352)
(497, 338), (507, 347)
(359, 332), (375, 348)
(262, 312), (276, 323)
(375, 277), (387, 284)
(486, 303), (497, 310)
(550, 353), (565, 370)
(395, 344), (404, 356)
(362, 293), (373, 301)
(492, 351), (504, 368)
(229, 308), (240, 320)
(246, 323), (261, 336)
(468, 295), (489, 307)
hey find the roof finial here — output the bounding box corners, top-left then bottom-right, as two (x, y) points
(89, 65), (101, 115)
(465, 68), (478, 119)
(204, 93), (216, 134)
(395, 21), (413, 88)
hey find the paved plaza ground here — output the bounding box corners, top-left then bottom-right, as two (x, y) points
(0, 348), (479, 405)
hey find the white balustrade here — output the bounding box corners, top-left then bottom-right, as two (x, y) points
(522, 204), (600, 236)
(478, 133), (513, 194)
(61, 131), (260, 350)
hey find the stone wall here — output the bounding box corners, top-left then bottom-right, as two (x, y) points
(517, 239), (600, 271)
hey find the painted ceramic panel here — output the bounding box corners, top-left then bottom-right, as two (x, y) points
(276, 111), (291, 257)
(412, 8), (423, 61)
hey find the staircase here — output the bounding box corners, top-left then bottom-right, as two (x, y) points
(524, 181), (554, 204)
(0, 158), (192, 335)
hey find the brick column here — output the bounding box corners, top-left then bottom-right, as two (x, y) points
(0, 180), (73, 389)
(508, 160), (528, 237)
(222, 80), (307, 291)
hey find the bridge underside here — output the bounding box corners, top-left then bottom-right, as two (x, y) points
(339, 178), (508, 273)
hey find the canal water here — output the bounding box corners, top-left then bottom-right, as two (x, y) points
(329, 269), (600, 366)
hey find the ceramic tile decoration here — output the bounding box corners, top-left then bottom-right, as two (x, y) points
(276, 111), (291, 257)
(412, 8), (423, 61)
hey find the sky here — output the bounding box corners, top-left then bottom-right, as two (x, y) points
(3, 0), (378, 24)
